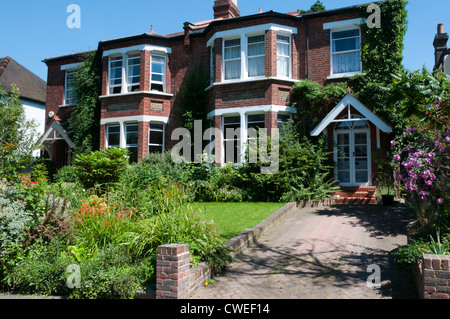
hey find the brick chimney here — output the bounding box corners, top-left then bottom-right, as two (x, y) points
(213, 0), (240, 20)
(433, 23), (449, 66)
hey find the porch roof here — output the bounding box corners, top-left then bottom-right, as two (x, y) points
(310, 93), (392, 136)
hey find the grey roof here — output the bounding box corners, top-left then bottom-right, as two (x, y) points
(0, 56), (46, 104)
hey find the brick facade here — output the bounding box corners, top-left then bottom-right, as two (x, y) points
(43, 0), (391, 183)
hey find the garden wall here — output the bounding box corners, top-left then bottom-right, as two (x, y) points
(414, 254), (450, 299)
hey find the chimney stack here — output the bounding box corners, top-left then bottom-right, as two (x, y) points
(434, 23), (449, 67)
(213, 0), (240, 20)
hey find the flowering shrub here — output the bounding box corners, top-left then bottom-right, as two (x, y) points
(392, 127), (449, 228)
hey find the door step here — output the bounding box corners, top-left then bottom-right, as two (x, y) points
(333, 186), (378, 205)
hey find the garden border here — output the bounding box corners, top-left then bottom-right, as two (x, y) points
(141, 198), (335, 299)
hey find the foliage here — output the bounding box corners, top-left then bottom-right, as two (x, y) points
(53, 165), (81, 184)
(290, 80), (348, 138)
(73, 147), (129, 189)
(68, 51), (102, 156)
(298, 1), (326, 13)
(0, 84), (38, 180)
(0, 196), (31, 249)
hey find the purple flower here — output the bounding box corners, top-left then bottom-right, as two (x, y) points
(394, 154), (401, 161)
(437, 198), (444, 204)
(390, 140), (396, 146)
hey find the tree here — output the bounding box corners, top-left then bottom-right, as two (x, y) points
(0, 84), (38, 179)
(298, 1), (326, 14)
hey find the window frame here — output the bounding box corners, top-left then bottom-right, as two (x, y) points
(330, 27), (362, 77)
(126, 53), (141, 93)
(276, 34), (291, 79)
(64, 70), (78, 106)
(106, 124), (121, 149)
(109, 55), (124, 95)
(148, 122), (165, 154)
(223, 38), (242, 81)
(150, 54), (167, 93)
(125, 123), (139, 162)
(247, 35), (266, 78)
(222, 115), (242, 164)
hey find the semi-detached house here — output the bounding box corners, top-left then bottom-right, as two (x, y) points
(41, 0), (393, 192)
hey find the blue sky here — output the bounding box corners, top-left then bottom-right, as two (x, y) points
(1, 0), (449, 81)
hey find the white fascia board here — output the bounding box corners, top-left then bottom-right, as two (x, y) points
(101, 115), (169, 125)
(61, 62), (83, 71)
(207, 105), (296, 119)
(207, 23), (298, 47)
(323, 18), (365, 30)
(310, 93), (392, 136)
(102, 44), (172, 57)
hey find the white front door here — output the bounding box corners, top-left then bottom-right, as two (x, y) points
(334, 122), (371, 187)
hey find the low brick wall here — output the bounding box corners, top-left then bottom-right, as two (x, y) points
(421, 254), (450, 299)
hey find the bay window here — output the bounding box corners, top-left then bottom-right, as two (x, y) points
(109, 56), (123, 94)
(106, 125), (120, 148)
(277, 35), (291, 78)
(127, 54), (141, 92)
(223, 116), (241, 164)
(247, 35), (265, 77)
(151, 54), (166, 92)
(149, 123), (165, 153)
(224, 38), (241, 80)
(125, 123), (139, 163)
(331, 28), (361, 75)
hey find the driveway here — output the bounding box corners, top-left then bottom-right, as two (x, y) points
(190, 204), (418, 299)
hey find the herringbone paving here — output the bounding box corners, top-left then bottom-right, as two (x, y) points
(191, 204), (418, 299)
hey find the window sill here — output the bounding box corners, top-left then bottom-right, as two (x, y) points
(327, 72), (361, 80)
(100, 91), (174, 99)
(59, 104), (77, 108)
(206, 76), (299, 91)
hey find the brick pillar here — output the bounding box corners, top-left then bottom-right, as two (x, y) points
(156, 244), (190, 299)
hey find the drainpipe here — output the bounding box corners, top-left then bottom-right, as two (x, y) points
(301, 16), (310, 79)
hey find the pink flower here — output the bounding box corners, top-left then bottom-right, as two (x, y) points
(394, 155), (401, 161)
(390, 140), (396, 146)
(437, 198), (444, 204)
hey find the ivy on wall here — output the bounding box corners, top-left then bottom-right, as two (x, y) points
(69, 51), (102, 156)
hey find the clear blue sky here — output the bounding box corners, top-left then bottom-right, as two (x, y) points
(1, 0), (449, 81)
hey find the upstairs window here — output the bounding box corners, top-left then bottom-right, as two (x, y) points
(277, 35), (291, 78)
(64, 70), (78, 105)
(150, 54), (166, 92)
(247, 35), (265, 78)
(331, 29), (361, 75)
(109, 56), (123, 94)
(127, 54), (141, 92)
(224, 38), (241, 80)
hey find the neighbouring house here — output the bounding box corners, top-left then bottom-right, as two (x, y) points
(0, 56), (46, 157)
(42, 0), (395, 199)
(433, 23), (450, 74)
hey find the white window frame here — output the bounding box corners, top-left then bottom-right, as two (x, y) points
(109, 55), (124, 94)
(276, 34), (291, 79)
(125, 122), (139, 162)
(247, 35), (266, 78)
(127, 53), (141, 92)
(222, 115), (242, 164)
(223, 38), (242, 81)
(148, 122), (165, 154)
(150, 54), (167, 93)
(210, 45), (215, 85)
(330, 27), (362, 78)
(64, 70), (78, 106)
(106, 124), (121, 149)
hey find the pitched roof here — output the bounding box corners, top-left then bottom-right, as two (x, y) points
(0, 56), (47, 104)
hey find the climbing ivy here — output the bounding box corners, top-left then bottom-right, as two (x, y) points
(69, 51), (102, 156)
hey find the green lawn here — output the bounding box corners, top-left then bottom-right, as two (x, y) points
(189, 202), (286, 241)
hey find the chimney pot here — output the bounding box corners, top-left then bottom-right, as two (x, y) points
(438, 23), (444, 35)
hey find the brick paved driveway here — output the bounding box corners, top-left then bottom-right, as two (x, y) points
(191, 204), (418, 299)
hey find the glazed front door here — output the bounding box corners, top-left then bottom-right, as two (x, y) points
(335, 128), (371, 186)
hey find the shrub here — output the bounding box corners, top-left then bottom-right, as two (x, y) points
(0, 197), (31, 249)
(54, 165), (81, 184)
(73, 147), (129, 189)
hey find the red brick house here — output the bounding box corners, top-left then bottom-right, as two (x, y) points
(41, 0), (393, 193)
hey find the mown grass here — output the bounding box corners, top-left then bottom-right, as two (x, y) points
(189, 202), (286, 241)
